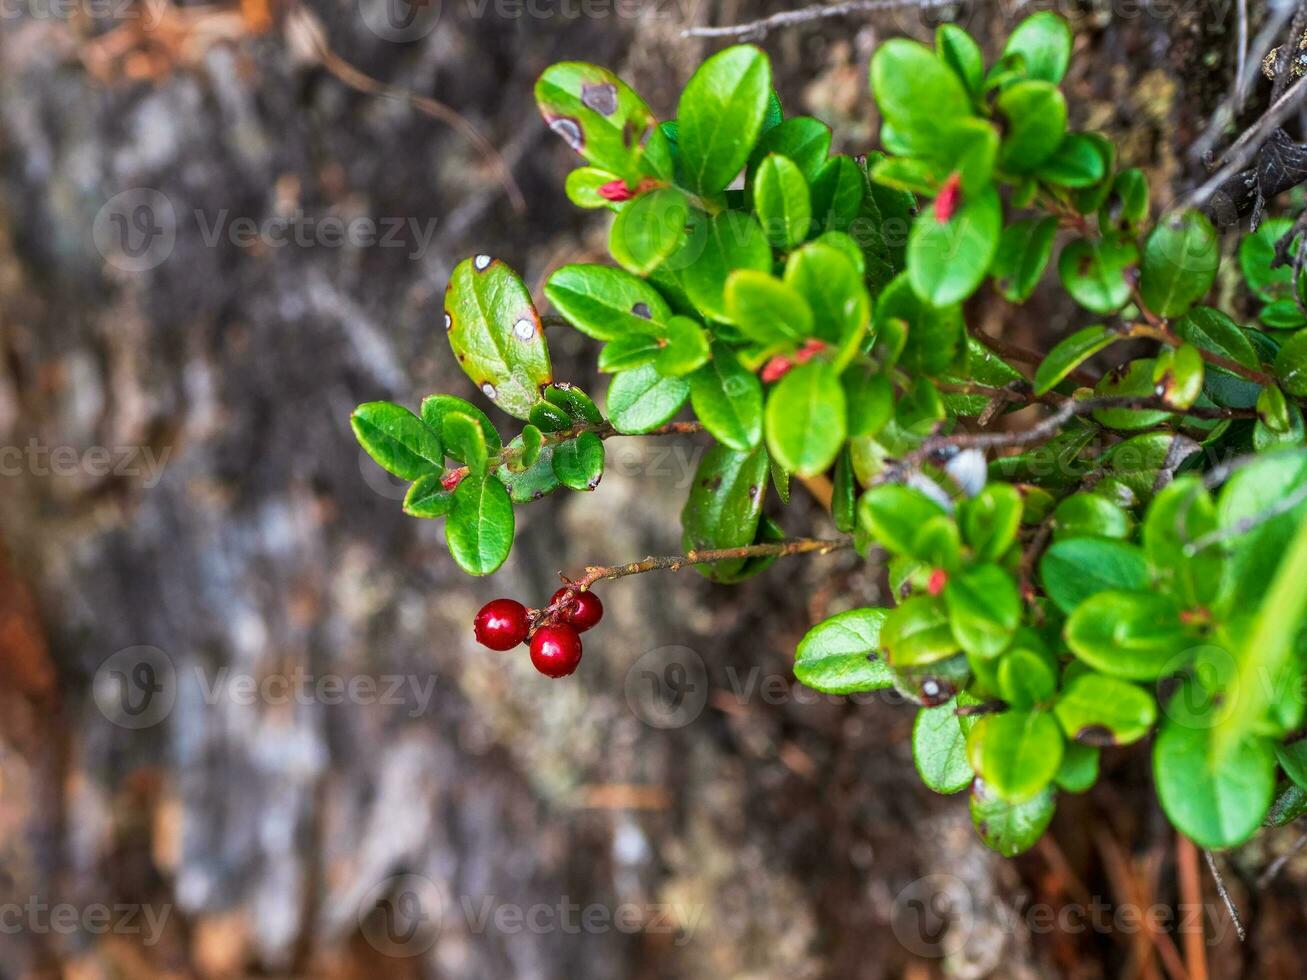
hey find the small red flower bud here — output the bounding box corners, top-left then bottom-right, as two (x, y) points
(442, 470), (466, 492)
(927, 569), (949, 596)
(934, 172), (963, 223)
(761, 356), (793, 383)
(598, 179), (636, 202)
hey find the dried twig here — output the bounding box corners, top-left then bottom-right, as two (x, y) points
(1176, 835), (1208, 980)
(1203, 849), (1247, 943)
(1256, 831), (1307, 889)
(682, 0), (957, 40)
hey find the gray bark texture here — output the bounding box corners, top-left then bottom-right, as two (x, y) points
(0, 1), (1305, 977)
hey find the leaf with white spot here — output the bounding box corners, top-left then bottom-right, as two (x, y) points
(445, 257), (552, 420)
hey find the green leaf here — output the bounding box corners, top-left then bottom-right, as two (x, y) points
(859, 484), (948, 557)
(609, 188), (691, 275)
(446, 474), (514, 575)
(403, 474), (454, 519)
(1065, 590), (1188, 680)
(445, 257), (553, 419)
(1058, 237), (1137, 314)
(971, 781), (1056, 856)
(809, 155), (864, 232)
(870, 39), (972, 161)
(1036, 133), (1108, 187)
(681, 443), (769, 583)
(497, 439), (560, 503)
(1174, 307), (1261, 403)
(688, 344), (763, 450)
(1275, 741), (1307, 789)
(351, 402), (443, 480)
(549, 383), (614, 424)
(515, 424), (543, 470)
(999, 648), (1057, 708)
(1153, 343), (1206, 409)
(1154, 718), (1276, 848)
(992, 217), (1057, 303)
(908, 185), (1002, 306)
(785, 242), (870, 347)
(1143, 475), (1222, 608)
(1052, 493), (1131, 540)
(1040, 538), (1149, 615)
(598, 333), (661, 373)
(551, 431), (604, 490)
(967, 711), (1064, 802)
(535, 62), (668, 182)
(1103, 168), (1151, 231)
(1054, 673), (1156, 745)
(876, 273), (963, 376)
(420, 395), (502, 458)
(655, 316), (711, 377)
(678, 45), (773, 195)
(751, 116), (831, 180)
(1092, 358), (1173, 430)
(868, 156), (947, 196)
(1260, 299), (1307, 330)
(843, 367), (893, 438)
(606, 363), (689, 434)
(1216, 452), (1307, 618)
(959, 483), (1022, 561)
(936, 23), (984, 94)
(794, 608), (894, 694)
(1241, 216), (1301, 302)
(441, 411), (488, 475)
(1003, 11), (1072, 83)
(764, 360), (846, 477)
(678, 211), (773, 322)
(545, 263), (672, 342)
(832, 448), (856, 533)
(944, 564), (1020, 660)
(1033, 324), (1119, 395)
(754, 154), (812, 249)
(565, 166), (623, 210)
(1273, 328), (1307, 396)
(1139, 210), (1219, 317)
(1055, 742), (1100, 793)
(914, 698), (974, 794)
(883, 595), (959, 667)
(725, 271), (813, 346)
(996, 81), (1067, 171)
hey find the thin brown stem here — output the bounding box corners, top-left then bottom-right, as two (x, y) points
(681, 0), (957, 39)
(1125, 322), (1277, 387)
(974, 331), (1099, 387)
(561, 537), (852, 591)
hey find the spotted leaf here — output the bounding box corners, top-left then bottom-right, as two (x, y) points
(445, 256), (553, 420)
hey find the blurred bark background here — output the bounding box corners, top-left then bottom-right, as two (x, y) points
(0, 0), (1306, 977)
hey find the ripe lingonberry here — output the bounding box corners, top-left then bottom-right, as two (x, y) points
(551, 587), (604, 632)
(473, 598), (529, 651)
(530, 624), (583, 677)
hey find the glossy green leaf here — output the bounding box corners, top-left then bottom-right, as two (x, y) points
(403, 474), (454, 519)
(1058, 237), (1137, 314)
(1040, 538), (1149, 615)
(908, 185), (1002, 306)
(751, 116), (831, 180)
(794, 607), (894, 694)
(1143, 475), (1222, 608)
(785, 242), (870, 346)
(352, 402), (443, 480)
(971, 781), (1056, 856)
(1273, 327), (1307, 396)
(996, 81), (1067, 171)
(1139, 210), (1219, 317)
(860, 484), (948, 558)
(678, 45), (773, 195)
(565, 166), (623, 210)
(1055, 742), (1100, 793)
(870, 39), (972, 160)
(420, 395), (502, 459)
(999, 648), (1057, 708)
(764, 360), (846, 477)
(809, 155), (864, 232)
(936, 23), (984, 94)
(1065, 590), (1188, 680)
(441, 411), (488, 475)
(876, 273), (964, 376)
(1051, 492), (1131, 540)
(1036, 133), (1108, 187)
(754, 154), (811, 249)
(609, 188), (691, 275)
(1033, 324), (1119, 395)
(914, 698), (974, 794)
(944, 564), (1020, 660)
(992, 217), (1057, 303)
(546, 263), (672, 342)
(654, 316), (711, 377)
(606, 364), (689, 434)
(1154, 718), (1275, 848)
(688, 344), (762, 450)
(967, 711), (1064, 802)
(1240, 216), (1298, 302)
(446, 474), (514, 575)
(1092, 358), (1173, 430)
(445, 258), (553, 419)
(843, 367), (893, 438)
(883, 595), (959, 667)
(598, 333), (661, 373)
(1275, 741), (1307, 789)
(1054, 673), (1156, 745)
(681, 443), (769, 582)
(959, 484), (1023, 561)
(726, 271), (813, 346)
(678, 211), (773, 322)
(1003, 11), (1072, 83)
(551, 431), (604, 490)
(497, 439), (560, 503)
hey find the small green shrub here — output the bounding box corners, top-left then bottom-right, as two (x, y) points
(353, 13), (1307, 856)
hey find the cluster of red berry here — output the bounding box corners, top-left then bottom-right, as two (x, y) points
(472, 588), (603, 677)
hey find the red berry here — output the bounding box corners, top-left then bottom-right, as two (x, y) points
(473, 599), (529, 651)
(551, 588), (604, 632)
(530, 624), (583, 678)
